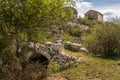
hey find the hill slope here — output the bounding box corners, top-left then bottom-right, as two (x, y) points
(47, 50), (120, 80)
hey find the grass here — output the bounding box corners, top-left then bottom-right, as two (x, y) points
(57, 50), (120, 80)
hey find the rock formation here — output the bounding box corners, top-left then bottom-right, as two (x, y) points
(64, 41), (88, 52)
(18, 40), (83, 71)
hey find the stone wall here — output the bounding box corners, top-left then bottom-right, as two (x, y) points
(18, 40), (82, 71)
(85, 10), (103, 21)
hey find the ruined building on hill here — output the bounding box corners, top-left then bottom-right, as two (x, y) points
(85, 10), (103, 21)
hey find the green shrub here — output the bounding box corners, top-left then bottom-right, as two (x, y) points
(86, 23), (120, 57)
(0, 62), (48, 80)
(63, 34), (74, 42)
(70, 27), (83, 37)
(78, 18), (103, 27)
(0, 37), (15, 61)
(49, 62), (60, 72)
(69, 60), (75, 68)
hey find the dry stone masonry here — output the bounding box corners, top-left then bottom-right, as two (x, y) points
(19, 40), (88, 71)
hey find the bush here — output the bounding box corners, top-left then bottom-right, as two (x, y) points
(0, 37), (15, 62)
(86, 23), (120, 57)
(63, 34), (74, 42)
(49, 62), (60, 72)
(70, 27), (83, 37)
(0, 62), (48, 80)
(78, 18), (103, 27)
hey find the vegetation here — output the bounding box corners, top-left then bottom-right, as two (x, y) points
(49, 62), (61, 72)
(0, 0), (75, 57)
(70, 27), (83, 37)
(0, 62), (48, 80)
(60, 51), (120, 80)
(86, 23), (120, 57)
(0, 0), (120, 79)
(63, 26), (83, 43)
(0, 0), (75, 79)
(63, 33), (74, 42)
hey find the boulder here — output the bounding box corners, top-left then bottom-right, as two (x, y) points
(79, 47), (88, 52)
(64, 41), (88, 52)
(64, 41), (82, 51)
(80, 25), (91, 32)
(118, 62), (120, 65)
(45, 41), (64, 56)
(49, 52), (78, 71)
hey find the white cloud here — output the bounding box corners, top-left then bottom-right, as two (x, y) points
(102, 9), (114, 15)
(96, 9), (115, 21)
(74, 0), (120, 21)
(75, 0), (84, 2)
(76, 2), (93, 8)
(75, 1), (93, 18)
(94, 6), (120, 21)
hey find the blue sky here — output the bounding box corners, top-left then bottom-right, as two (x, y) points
(85, 0), (120, 5)
(74, 0), (120, 21)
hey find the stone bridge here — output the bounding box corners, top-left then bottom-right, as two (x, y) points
(19, 40), (88, 70)
(20, 41), (63, 64)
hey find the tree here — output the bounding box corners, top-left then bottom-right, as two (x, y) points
(0, 0), (75, 57)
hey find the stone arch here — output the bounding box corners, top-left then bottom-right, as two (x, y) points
(28, 52), (51, 65)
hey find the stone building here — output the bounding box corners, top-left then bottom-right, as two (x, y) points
(85, 10), (103, 21)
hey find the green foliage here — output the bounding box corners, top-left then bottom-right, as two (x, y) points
(69, 60), (75, 68)
(70, 27), (83, 37)
(61, 52), (120, 80)
(0, 0), (75, 57)
(0, 62), (48, 80)
(0, 1), (75, 79)
(113, 17), (120, 25)
(78, 18), (102, 27)
(26, 28), (47, 43)
(0, 38), (9, 54)
(0, 0), (74, 41)
(86, 23), (120, 57)
(49, 62), (60, 72)
(0, 37), (14, 60)
(63, 7), (77, 20)
(63, 34), (74, 42)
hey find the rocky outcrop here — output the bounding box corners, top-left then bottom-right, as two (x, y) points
(19, 41), (63, 62)
(50, 54), (75, 71)
(64, 41), (88, 52)
(80, 25), (91, 32)
(19, 40), (80, 71)
(79, 47), (88, 52)
(64, 41), (82, 51)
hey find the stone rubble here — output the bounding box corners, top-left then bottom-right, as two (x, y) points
(64, 41), (88, 52)
(19, 40), (87, 71)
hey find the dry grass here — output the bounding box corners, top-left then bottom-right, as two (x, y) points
(59, 50), (120, 80)
(1, 50), (120, 80)
(0, 61), (48, 80)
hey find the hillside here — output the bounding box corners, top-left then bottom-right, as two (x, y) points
(47, 50), (120, 80)
(0, 0), (120, 80)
